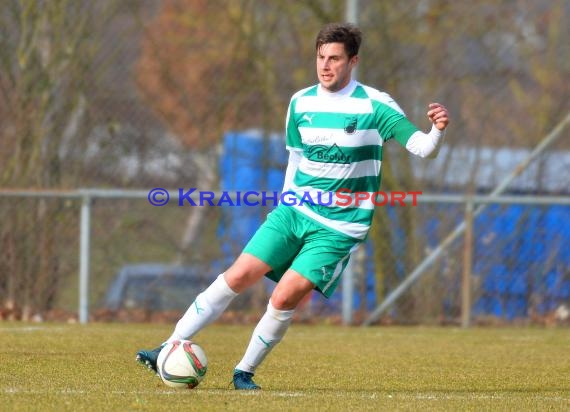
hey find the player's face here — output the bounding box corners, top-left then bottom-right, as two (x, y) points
(316, 43), (358, 92)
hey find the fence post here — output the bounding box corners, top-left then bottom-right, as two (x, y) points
(79, 193), (92, 324)
(461, 198), (474, 328)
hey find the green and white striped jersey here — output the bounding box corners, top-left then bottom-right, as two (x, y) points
(284, 80), (419, 240)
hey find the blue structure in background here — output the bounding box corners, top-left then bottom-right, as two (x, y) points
(218, 130), (287, 267)
(471, 204), (570, 319)
(219, 130), (570, 319)
(421, 203), (570, 320)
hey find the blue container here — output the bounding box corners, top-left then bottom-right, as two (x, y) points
(218, 130), (287, 263)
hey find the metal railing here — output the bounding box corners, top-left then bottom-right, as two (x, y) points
(1, 188), (568, 324)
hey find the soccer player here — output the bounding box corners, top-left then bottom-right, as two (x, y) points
(137, 22), (450, 390)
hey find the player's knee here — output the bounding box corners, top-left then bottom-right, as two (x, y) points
(224, 257), (268, 292)
(223, 270), (252, 293)
(270, 292), (299, 311)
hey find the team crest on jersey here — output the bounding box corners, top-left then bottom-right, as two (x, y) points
(344, 117), (357, 134)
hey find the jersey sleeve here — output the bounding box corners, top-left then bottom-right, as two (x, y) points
(285, 98), (303, 150)
(368, 90), (419, 146)
(390, 117), (421, 147)
(281, 150), (302, 192)
(405, 126), (445, 158)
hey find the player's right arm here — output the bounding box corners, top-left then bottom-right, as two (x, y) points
(282, 150), (302, 193)
(282, 97), (303, 193)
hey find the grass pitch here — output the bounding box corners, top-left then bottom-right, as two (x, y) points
(1, 322), (568, 411)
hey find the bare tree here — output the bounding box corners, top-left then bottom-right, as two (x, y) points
(0, 0), (117, 318)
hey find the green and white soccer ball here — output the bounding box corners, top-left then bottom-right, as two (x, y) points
(157, 340), (208, 389)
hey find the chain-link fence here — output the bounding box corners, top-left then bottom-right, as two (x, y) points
(1, 190), (568, 327)
(363, 196), (570, 327)
(1, 1), (569, 326)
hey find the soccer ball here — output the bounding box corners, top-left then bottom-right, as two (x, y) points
(157, 340), (208, 389)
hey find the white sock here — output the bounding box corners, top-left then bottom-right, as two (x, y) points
(235, 301), (294, 373)
(166, 273), (238, 342)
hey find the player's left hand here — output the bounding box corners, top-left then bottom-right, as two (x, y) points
(427, 103), (449, 131)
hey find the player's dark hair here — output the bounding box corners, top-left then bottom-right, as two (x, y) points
(315, 23), (362, 58)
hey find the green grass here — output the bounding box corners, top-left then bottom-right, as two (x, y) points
(1, 323), (569, 411)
